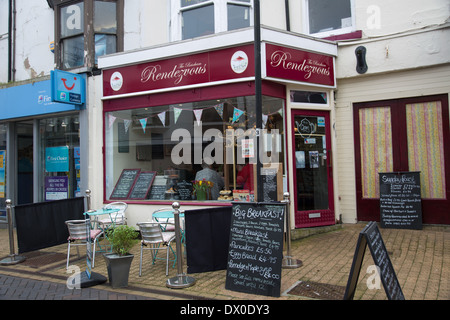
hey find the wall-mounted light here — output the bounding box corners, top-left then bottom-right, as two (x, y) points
(355, 46), (368, 74)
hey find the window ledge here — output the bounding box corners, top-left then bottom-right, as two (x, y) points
(322, 30), (362, 41)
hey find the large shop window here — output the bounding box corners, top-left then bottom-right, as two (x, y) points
(105, 95), (285, 202)
(38, 115), (81, 202)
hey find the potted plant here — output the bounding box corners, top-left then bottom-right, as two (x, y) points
(103, 225), (138, 288)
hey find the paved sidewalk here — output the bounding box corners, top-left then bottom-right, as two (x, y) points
(0, 223), (448, 301)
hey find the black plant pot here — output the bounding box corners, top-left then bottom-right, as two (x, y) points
(103, 253), (134, 288)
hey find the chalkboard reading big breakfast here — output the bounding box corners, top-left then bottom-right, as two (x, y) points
(225, 202), (285, 297)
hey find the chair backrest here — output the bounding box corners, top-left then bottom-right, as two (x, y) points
(65, 219), (89, 240)
(104, 201), (128, 214)
(104, 202), (128, 222)
(137, 222), (171, 244)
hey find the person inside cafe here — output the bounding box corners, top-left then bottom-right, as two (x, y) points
(195, 160), (224, 200)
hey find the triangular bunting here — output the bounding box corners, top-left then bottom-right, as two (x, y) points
(123, 119), (132, 133)
(174, 108), (182, 124)
(139, 118), (148, 133)
(193, 109), (203, 126)
(158, 111), (166, 127)
(262, 114), (268, 128)
(214, 103), (224, 119)
(232, 107), (245, 123)
(108, 114), (116, 129)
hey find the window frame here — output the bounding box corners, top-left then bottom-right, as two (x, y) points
(171, 0), (253, 41)
(302, 0), (355, 38)
(53, 0), (124, 71)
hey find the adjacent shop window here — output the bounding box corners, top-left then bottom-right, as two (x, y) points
(358, 107), (393, 199)
(55, 0), (123, 70)
(406, 101), (446, 199)
(39, 115), (81, 201)
(105, 95), (285, 202)
(304, 0), (354, 36)
(177, 0), (252, 40)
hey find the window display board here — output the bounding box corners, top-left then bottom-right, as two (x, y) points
(128, 171), (156, 200)
(109, 169), (141, 200)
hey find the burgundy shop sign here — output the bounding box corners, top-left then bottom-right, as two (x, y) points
(103, 45), (255, 97)
(265, 44), (335, 87)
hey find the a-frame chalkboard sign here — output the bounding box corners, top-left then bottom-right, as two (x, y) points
(344, 221), (404, 300)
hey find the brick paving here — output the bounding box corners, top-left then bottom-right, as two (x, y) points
(0, 223), (448, 301)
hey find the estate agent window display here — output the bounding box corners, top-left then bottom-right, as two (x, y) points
(104, 95), (285, 203)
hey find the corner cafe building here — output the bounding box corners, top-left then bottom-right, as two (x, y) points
(98, 27), (338, 229)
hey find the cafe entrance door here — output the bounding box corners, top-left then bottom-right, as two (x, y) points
(291, 110), (335, 228)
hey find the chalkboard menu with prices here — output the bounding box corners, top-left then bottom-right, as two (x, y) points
(128, 171), (156, 200)
(344, 221), (404, 300)
(225, 202), (285, 297)
(379, 172), (422, 230)
(260, 163), (282, 202)
(149, 185), (166, 200)
(177, 181), (193, 200)
(110, 169), (140, 200)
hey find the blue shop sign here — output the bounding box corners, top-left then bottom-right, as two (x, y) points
(45, 146), (69, 172)
(0, 79), (82, 121)
(51, 70), (86, 105)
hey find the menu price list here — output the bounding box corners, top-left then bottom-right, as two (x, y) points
(225, 202), (285, 297)
(379, 172), (422, 230)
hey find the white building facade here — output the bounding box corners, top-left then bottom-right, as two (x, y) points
(0, 0), (449, 228)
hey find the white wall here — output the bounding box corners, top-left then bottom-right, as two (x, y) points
(12, 0), (54, 81)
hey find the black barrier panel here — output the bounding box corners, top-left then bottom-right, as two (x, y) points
(15, 197), (85, 253)
(185, 206), (232, 273)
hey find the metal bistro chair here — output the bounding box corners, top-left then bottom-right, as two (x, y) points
(65, 219), (104, 269)
(99, 201), (128, 227)
(137, 222), (176, 276)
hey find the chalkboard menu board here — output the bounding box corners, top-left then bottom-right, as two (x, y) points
(149, 185), (166, 200)
(110, 169), (140, 199)
(177, 180), (193, 200)
(344, 221), (404, 300)
(259, 164), (282, 202)
(225, 202), (285, 297)
(379, 171), (422, 230)
(128, 171), (156, 200)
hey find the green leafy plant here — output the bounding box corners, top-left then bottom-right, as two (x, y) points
(107, 225), (138, 256)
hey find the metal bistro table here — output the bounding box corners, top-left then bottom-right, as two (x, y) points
(84, 208), (120, 253)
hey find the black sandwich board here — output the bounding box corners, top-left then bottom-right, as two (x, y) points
(379, 171), (422, 230)
(344, 221), (404, 300)
(225, 202), (285, 297)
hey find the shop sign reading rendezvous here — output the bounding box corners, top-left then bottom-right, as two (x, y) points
(102, 44), (335, 97)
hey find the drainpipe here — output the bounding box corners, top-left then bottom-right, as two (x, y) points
(7, 0), (16, 82)
(285, 0), (290, 31)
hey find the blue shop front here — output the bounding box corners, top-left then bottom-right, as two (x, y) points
(0, 77), (86, 216)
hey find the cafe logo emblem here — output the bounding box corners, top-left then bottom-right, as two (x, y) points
(110, 71), (123, 91)
(231, 51), (248, 74)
